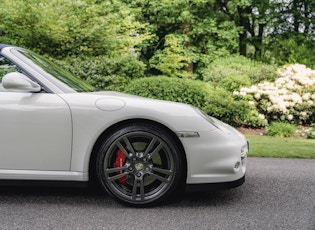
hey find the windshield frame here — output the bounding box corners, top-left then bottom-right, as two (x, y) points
(10, 48), (95, 93)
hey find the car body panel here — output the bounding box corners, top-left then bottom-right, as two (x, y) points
(0, 92), (72, 171)
(58, 92), (217, 173)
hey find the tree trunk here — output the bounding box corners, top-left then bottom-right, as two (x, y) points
(293, 0), (300, 33)
(237, 6), (251, 56)
(182, 20), (193, 78)
(255, 23), (265, 59)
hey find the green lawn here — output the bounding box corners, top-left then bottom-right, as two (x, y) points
(246, 135), (315, 159)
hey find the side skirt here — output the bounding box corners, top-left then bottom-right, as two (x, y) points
(0, 169), (88, 181)
(0, 180), (89, 188)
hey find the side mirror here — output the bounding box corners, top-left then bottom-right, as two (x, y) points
(2, 72), (41, 93)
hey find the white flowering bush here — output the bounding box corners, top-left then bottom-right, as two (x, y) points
(234, 64), (315, 126)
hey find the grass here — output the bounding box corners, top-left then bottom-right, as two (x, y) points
(246, 135), (315, 159)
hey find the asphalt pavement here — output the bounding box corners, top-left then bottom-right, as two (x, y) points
(0, 157), (314, 230)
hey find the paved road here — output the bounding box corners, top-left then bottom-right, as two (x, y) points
(0, 158), (314, 230)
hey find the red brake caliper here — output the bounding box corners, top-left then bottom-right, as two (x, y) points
(114, 149), (127, 184)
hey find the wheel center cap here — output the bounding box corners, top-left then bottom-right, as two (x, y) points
(135, 163), (144, 171)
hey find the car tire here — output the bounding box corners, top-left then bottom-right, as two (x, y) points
(96, 122), (183, 207)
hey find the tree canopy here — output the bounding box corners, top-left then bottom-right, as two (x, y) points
(0, 0), (314, 76)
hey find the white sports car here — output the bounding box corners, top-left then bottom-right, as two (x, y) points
(0, 44), (248, 206)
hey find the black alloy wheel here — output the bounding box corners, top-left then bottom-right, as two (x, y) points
(96, 123), (183, 206)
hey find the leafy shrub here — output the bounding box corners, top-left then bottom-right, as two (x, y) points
(57, 54), (146, 91)
(306, 124), (315, 139)
(266, 122), (296, 137)
(149, 34), (192, 78)
(124, 76), (209, 109)
(202, 55), (277, 84)
(202, 87), (253, 126)
(267, 36), (315, 69)
(218, 75), (251, 92)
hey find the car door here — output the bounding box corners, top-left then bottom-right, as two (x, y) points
(0, 56), (72, 171)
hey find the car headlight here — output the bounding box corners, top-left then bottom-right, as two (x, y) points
(194, 107), (247, 139)
(193, 107), (221, 129)
(193, 107), (235, 134)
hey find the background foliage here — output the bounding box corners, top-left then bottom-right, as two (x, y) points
(0, 0), (314, 128)
(57, 54), (146, 91)
(202, 55), (278, 84)
(266, 122), (296, 137)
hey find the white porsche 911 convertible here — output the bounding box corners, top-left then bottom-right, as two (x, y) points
(0, 44), (248, 206)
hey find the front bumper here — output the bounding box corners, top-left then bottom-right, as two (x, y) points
(181, 125), (248, 185)
(186, 175), (245, 192)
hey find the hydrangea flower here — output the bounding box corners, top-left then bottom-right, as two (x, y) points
(235, 64), (315, 125)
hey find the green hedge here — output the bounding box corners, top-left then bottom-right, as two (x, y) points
(217, 74), (251, 92)
(202, 87), (251, 126)
(124, 76), (209, 109)
(202, 55), (277, 84)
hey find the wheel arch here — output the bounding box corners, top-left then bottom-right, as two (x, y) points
(88, 118), (187, 185)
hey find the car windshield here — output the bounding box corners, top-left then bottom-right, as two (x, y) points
(16, 49), (95, 93)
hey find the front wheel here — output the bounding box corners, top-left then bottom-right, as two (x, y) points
(96, 123), (183, 206)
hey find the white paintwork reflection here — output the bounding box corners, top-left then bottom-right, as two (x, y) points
(2, 72), (41, 92)
(0, 92), (72, 171)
